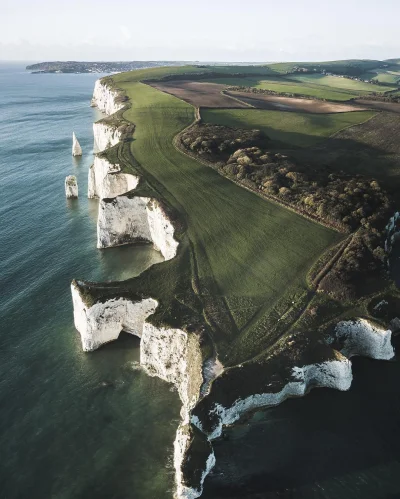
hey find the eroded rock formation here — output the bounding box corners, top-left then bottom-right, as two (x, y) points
(72, 132), (82, 156)
(65, 175), (78, 198)
(97, 194), (179, 260)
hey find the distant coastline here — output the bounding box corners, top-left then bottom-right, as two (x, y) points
(26, 60), (194, 74)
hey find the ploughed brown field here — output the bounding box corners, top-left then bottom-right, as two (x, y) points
(148, 80), (374, 115)
(354, 99), (400, 114)
(148, 80), (250, 108)
(226, 91), (369, 114)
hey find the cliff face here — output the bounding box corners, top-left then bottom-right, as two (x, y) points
(71, 282), (158, 351)
(93, 122), (122, 154)
(88, 156), (139, 199)
(91, 79), (124, 116)
(97, 194), (179, 260)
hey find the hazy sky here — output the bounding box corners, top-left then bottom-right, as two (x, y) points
(2, 0), (400, 62)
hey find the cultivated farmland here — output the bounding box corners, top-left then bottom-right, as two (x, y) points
(203, 76), (362, 101)
(225, 91), (369, 113)
(201, 108), (376, 147)
(148, 80), (249, 108)
(291, 73), (396, 93)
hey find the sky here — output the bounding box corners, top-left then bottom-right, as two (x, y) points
(1, 0), (400, 62)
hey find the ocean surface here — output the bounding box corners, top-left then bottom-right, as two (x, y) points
(0, 62), (399, 499)
(0, 63), (180, 499)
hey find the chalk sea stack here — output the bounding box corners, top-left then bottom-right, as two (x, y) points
(72, 132), (82, 156)
(65, 175), (78, 198)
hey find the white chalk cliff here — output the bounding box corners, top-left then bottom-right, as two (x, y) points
(91, 79), (124, 116)
(330, 318), (395, 360)
(88, 155), (139, 199)
(72, 282), (203, 408)
(72, 132), (82, 156)
(65, 175), (78, 198)
(93, 122), (122, 154)
(191, 357), (352, 441)
(97, 194), (179, 261)
(71, 284), (157, 351)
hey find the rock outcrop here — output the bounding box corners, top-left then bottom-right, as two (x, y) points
(91, 79), (124, 116)
(71, 281), (158, 351)
(330, 318), (395, 360)
(65, 175), (78, 198)
(97, 194), (179, 260)
(88, 155), (139, 199)
(72, 132), (82, 156)
(386, 211), (400, 255)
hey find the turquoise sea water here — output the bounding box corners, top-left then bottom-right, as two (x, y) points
(1, 62), (399, 499)
(0, 63), (180, 499)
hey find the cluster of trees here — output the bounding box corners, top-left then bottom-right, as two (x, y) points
(357, 93), (400, 103)
(219, 146), (390, 233)
(319, 230), (387, 301)
(180, 123), (268, 156)
(227, 85), (327, 101)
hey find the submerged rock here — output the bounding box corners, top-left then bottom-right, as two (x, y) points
(72, 132), (82, 156)
(65, 175), (78, 198)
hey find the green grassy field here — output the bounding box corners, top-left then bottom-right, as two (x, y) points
(291, 73), (395, 93)
(359, 68), (400, 85)
(110, 69), (340, 363)
(203, 76), (359, 101)
(267, 60), (383, 76)
(205, 65), (274, 75)
(201, 108), (376, 147)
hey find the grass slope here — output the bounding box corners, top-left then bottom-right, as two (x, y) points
(201, 108), (376, 147)
(111, 71), (340, 363)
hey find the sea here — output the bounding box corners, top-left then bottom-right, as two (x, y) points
(0, 63), (179, 499)
(0, 62), (399, 499)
